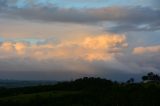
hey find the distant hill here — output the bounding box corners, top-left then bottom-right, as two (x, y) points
(0, 79), (57, 88)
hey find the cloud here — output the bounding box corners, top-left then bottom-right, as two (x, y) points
(0, 1), (158, 23)
(8, 6), (160, 24)
(0, 34), (131, 80)
(152, 0), (160, 9)
(133, 45), (160, 55)
(0, 19), (105, 38)
(115, 45), (160, 75)
(58, 0), (108, 2)
(0, 34), (127, 61)
(0, 0), (159, 32)
(0, 0), (160, 80)
(107, 23), (160, 32)
(0, 34), (159, 80)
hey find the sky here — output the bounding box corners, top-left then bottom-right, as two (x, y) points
(0, 0), (160, 81)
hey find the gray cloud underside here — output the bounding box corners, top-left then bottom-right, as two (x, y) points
(107, 22), (160, 32)
(0, 58), (143, 81)
(0, 51), (159, 81)
(0, 0), (160, 32)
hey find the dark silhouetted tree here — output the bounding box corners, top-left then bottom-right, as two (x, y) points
(127, 78), (134, 84)
(142, 72), (160, 82)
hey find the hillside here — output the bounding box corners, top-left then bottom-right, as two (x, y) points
(0, 80), (57, 88)
(0, 76), (160, 106)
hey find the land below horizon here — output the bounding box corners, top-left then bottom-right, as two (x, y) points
(0, 72), (160, 106)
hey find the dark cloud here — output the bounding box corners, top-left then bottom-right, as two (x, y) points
(0, 0), (7, 10)
(0, 57), (142, 81)
(0, 71), (91, 81)
(152, 0), (160, 9)
(0, 0), (160, 32)
(74, 0), (106, 1)
(7, 6), (160, 24)
(0, 52), (152, 81)
(107, 23), (160, 32)
(0, 57), (128, 81)
(117, 50), (160, 75)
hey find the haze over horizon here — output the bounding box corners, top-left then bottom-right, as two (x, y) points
(0, 0), (160, 81)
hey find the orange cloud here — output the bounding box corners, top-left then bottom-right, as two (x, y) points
(14, 43), (28, 55)
(0, 34), (127, 61)
(1, 42), (14, 52)
(133, 45), (160, 55)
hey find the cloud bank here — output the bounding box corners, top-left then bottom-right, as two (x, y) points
(0, 34), (127, 61)
(0, 0), (160, 32)
(0, 0), (160, 80)
(133, 45), (160, 55)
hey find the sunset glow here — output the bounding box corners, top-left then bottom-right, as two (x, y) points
(0, 0), (159, 80)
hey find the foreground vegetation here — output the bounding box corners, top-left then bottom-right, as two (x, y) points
(0, 73), (160, 106)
